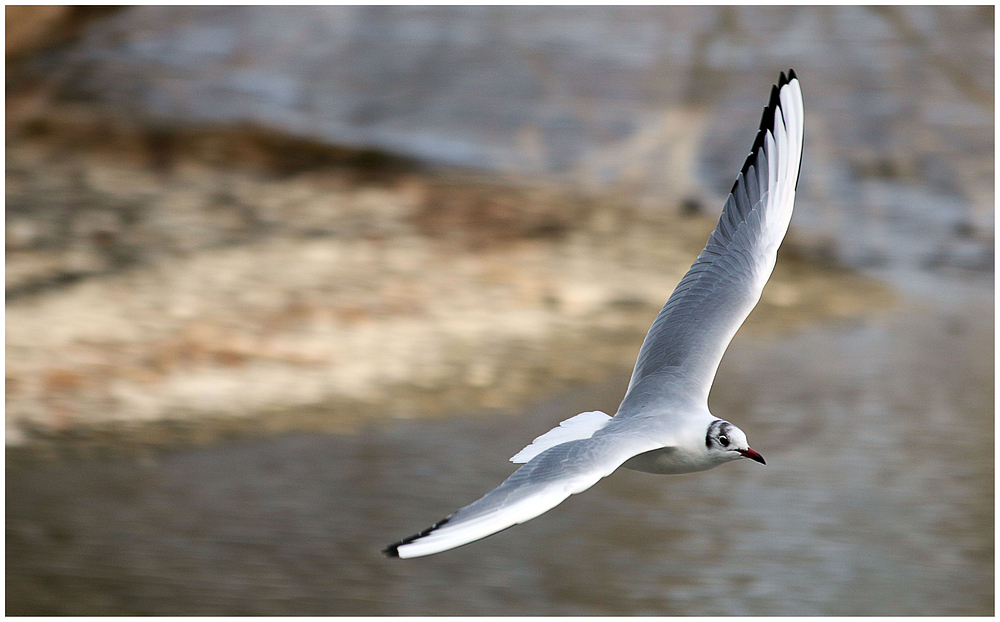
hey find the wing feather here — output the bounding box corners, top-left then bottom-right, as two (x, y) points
(620, 71), (803, 411)
(384, 428), (660, 558)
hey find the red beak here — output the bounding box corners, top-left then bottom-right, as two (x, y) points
(738, 447), (766, 465)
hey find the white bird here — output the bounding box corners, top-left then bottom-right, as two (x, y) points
(384, 70), (804, 559)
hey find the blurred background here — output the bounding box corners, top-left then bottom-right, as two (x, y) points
(5, 5), (993, 615)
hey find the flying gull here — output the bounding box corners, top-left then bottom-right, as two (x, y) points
(385, 70), (804, 559)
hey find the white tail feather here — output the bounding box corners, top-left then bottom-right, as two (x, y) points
(509, 411), (612, 463)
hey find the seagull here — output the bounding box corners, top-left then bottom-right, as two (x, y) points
(384, 70), (804, 559)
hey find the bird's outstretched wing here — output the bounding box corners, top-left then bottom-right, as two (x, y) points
(620, 70), (803, 413)
(384, 426), (660, 558)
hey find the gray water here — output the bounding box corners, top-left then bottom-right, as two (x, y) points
(6, 282), (992, 615)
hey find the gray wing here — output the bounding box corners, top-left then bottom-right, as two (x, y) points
(384, 425), (660, 558)
(620, 70), (804, 412)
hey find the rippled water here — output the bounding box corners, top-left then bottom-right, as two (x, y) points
(7, 283), (992, 615)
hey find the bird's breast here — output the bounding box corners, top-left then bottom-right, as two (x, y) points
(621, 445), (718, 474)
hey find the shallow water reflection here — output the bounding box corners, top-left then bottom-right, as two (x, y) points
(6, 290), (992, 615)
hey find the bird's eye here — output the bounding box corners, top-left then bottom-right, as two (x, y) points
(718, 435), (730, 447)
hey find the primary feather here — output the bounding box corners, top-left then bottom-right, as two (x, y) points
(621, 70), (803, 409)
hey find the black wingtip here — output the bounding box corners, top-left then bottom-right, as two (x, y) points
(382, 543), (401, 558)
(728, 70), (799, 198)
(382, 515), (452, 559)
(777, 68), (798, 88)
(766, 83), (781, 120)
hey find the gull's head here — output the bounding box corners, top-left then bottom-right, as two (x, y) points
(705, 419), (765, 465)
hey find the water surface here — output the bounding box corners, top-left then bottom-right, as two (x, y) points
(7, 289), (992, 615)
